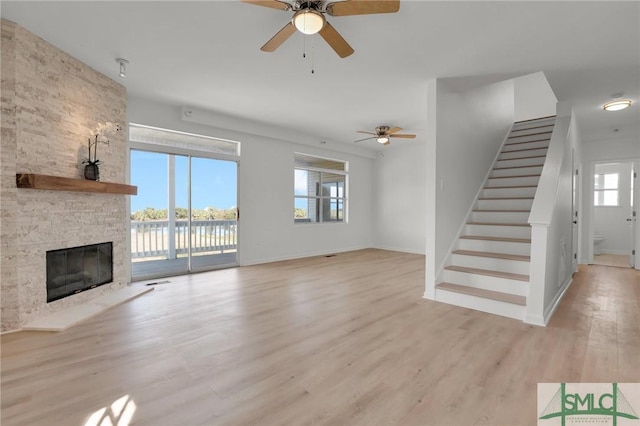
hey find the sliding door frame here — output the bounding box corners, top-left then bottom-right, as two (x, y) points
(129, 141), (240, 279)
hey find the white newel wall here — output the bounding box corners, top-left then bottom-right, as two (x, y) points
(0, 20), (129, 332)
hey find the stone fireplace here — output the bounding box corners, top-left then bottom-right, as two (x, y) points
(1, 19), (129, 332)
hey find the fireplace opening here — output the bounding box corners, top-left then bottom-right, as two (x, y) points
(46, 242), (113, 302)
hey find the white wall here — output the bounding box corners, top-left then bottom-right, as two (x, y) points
(593, 162), (634, 254)
(372, 143), (427, 254)
(128, 97), (375, 266)
(580, 136), (640, 266)
(513, 71), (558, 122)
(433, 79), (515, 272)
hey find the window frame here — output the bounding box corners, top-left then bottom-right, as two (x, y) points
(594, 172), (620, 207)
(294, 154), (348, 224)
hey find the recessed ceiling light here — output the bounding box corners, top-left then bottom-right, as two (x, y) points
(603, 99), (632, 111)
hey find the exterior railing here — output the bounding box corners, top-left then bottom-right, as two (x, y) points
(131, 220), (237, 259)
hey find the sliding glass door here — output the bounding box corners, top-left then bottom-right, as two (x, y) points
(190, 157), (238, 271)
(130, 150), (238, 280)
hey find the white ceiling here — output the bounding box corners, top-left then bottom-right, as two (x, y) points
(2, 1), (639, 150)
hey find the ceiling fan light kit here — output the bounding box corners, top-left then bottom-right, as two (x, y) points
(293, 9), (325, 34)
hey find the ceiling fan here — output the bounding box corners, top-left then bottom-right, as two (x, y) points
(242, 0), (400, 58)
(355, 126), (416, 145)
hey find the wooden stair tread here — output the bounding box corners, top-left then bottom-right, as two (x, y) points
(467, 221), (530, 227)
(510, 124), (554, 132)
(452, 249), (530, 262)
(460, 235), (531, 243)
(501, 146), (548, 154)
(493, 164), (544, 170)
(496, 154), (547, 161)
(473, 209), (530, 213)
(437, 282), (527, 305)
(504, 138), (550, 146)
(444, 265), (529, 281)
(489, 174), (541, 179)
(514, 115), (556, 124)
(484, 185), (537, 189)
(478, 197), (534, 200)
(508, 131), (552, 139)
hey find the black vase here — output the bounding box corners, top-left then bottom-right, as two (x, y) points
(84, 163), (100, 181)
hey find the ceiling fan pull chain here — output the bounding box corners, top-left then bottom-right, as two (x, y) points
(311, 37), (315, 74)
(302, 33), (306, 58)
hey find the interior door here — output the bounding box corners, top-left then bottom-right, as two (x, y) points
(571, 151), (579, 273)
(629, 163), (636, 268)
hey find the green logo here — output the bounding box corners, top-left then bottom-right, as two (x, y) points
(539, 383), (639, 426)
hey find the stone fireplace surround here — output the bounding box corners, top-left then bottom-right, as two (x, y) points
(1, 19), (130, 332)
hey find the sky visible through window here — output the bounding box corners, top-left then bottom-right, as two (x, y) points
(130, 151), (237, 212)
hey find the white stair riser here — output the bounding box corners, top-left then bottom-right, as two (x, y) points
(486, 176), (540, 187)
(451, 254), (530, 275)
(483, 186), (537, 198)
(471, 211), (529, 223)
(496, 157), (546, 168)
(503, 140), (550, 152)
(435, 288), (526, 321)
(491, 165), (543, 178)
(499, 148), (548, 160)
(477, 199), (533, 210)
(442, 269), (529, 296)
(506, 133), (552, 143)
(458, 238), (531, 255)
(465, 224), (532, 239)
(510, 124), (554, 134)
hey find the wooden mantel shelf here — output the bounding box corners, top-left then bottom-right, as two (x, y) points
(16, 173), (137, 195)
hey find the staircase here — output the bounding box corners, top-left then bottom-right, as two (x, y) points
(435, 116), (556, 321)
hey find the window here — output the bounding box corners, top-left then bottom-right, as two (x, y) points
(294, 153), (347, 223)
(594, 173), (619, 206)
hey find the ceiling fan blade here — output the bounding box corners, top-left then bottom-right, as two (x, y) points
(389, 134), (416, 139)
(357, 131), (377, 135)
(242, 0), (291, 11)
(318, 22), (354, 58)
(386, 127), (402, 135)
(326, 0), (400, 17)
(354, 136), (376, 143)
(261, 22), (297, 52)
(383, 141), (391, 145)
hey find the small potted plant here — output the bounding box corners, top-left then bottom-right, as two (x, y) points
(83, 122), (121, 181)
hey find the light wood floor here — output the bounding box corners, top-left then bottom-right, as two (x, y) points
(1, 249), (639, 426)
(592, 252), (633, 268)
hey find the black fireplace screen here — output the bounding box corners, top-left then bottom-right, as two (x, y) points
(46, 242), (113, 302)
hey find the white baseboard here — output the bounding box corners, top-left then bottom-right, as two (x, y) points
(1, 328), (24, 336)
(372, 244), (426, 255)
(240, 245), (372, 266)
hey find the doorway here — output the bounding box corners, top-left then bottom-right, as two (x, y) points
(128, 125), (240, 281)
(590, 160), (636, 268)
